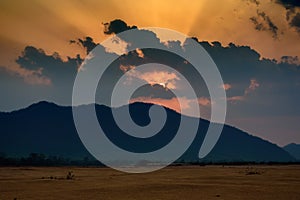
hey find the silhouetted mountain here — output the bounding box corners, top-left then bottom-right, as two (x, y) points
(283, 143), (300, 160)
(0, 101), (296, 163)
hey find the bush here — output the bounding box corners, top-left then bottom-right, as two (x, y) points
(66, 171), (75, 180)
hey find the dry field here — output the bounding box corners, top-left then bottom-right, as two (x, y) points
(0, 165), (299, 200)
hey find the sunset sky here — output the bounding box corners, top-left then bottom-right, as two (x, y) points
(0, 0), (300, 146)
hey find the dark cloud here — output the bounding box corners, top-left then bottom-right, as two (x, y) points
(250, 16), (265, 31)
(70, 36), (98, 55)
(290, 12), (300, 31)
(1, 18), (299, 146)
(99, 20), (300, 118)
(8, 45), (83, 107)
(103, 19), (137, 35)
(1, 18), (300, 146)
(275, 0), (300, 33)
(16, 46), (81, 81)
(250, 10), (279, 39)
(285, 7), (296, 21)
(69, 40), (76, 44)
(280, 55), (300, 64)
(11, 20), (299, 118)
(179, 38), (300, 119)
(276, 0), (300, 9)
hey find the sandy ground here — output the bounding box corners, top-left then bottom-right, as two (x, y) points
(0, 165), (299, 200)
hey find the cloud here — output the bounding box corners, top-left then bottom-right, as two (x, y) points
(99, 20), (300, 120)
(290, 12), (300, 31)
(246, 78), (260, 94)
(16, 46), (81, 84)
(275, 0), (300, 8)
(198, 97), (211, 106)
(275, 0), (300, 32)
(102, 20), (159, 56)
(102, 35), (129, 55)
(227, 95), (245, 102)
(104, 19), (162, 53)
(120, 65), (135, 73)
(250, 10), (279, 38)
(77, 37), (98, 55)
(138, 71), (179, 89)
(2, 19), (300, 123)
(69, 36), (98, 55)
(104, 19), (137, 35)
(83, 26), (299, 120)
(10, 46), (84, 106)
(0, 65), (51, 85)
(280, 55), (300, 64)
(286, 8), (294, 21)
(135, 48), (144, 58)
(250, 17), (264, 31)
(121, 65), (180, 89)
(221, 83), (232, 91)
(228, 78), (259, 102)
(1, 17), (300, 146)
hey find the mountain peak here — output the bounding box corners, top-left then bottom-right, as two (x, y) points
(284, 143), (299, 147)
(30, 101), (58, 107)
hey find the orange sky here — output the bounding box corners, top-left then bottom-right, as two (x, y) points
(0, 0), (300, 70)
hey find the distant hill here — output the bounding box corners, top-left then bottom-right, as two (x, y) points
(283, 143), (300, 160)
(0, 101), (296, 163)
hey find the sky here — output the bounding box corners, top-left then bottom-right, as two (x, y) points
(0, 0), (300, 146)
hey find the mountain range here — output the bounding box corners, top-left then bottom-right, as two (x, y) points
(0, 101), (297, 164)
(283, 143), (300, 161)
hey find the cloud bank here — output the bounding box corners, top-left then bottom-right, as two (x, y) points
(1, 19), (300, 145)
